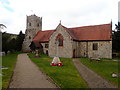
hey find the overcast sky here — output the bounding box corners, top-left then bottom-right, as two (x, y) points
(0, 0), (119, 34)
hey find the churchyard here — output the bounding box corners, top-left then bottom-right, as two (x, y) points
(1, 52), (119, 88)
(28, 53), (88, 88)
(80, 58), (119, 86)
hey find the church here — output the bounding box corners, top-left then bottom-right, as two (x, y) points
(22, 14), (112, 58)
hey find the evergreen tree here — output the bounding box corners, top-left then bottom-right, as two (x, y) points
(16, 31), (25, 51)
(112, 22), (120, 52)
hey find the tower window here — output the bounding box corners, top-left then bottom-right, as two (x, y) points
(29, 23), (31, 26)
(93, 43), (98, 50)
(37, 23), (39, 27)
(29, 36), (31, 39)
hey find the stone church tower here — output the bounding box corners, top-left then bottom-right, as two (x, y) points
(22, 14), (42, 52)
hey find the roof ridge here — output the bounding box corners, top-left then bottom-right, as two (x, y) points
(69, 23), (111, 29)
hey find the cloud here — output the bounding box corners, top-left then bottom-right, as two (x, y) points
(0, 0), (119, 34)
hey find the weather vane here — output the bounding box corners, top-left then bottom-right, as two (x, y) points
(30, 10), (34, 15)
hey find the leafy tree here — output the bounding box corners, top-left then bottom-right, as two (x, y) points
(2, 30), (24, 53)
(2, 32), (11, 54)
(9, 38), (17, 52)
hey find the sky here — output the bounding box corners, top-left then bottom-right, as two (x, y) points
(0, 0), (119, 34)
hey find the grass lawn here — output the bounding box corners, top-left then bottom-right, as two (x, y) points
(1, 52), (21, 89)
(28, 53), (88, 88)
(80, 58), (119, 87)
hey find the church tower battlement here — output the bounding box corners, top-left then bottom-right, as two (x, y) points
(27, 14), (42, 30)
(22, 14), (42, 52)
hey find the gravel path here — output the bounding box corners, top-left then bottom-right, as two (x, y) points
(9, 53), (58, 88)
(72, 58), (117, 88)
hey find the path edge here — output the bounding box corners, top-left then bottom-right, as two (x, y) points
(72, 58), (118, 88)
(7, 53), (19, 89)
(27, 54), (61, 88)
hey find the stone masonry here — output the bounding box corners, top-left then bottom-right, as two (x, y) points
(73, 41), (112, 58)
(49, 24), (73, 58)
(22, 15), (42, 52)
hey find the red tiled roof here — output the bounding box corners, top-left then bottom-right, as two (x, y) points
(68, 23), (112, 41)
(33, 30), (55, 42)
(33, 23), (112, 42)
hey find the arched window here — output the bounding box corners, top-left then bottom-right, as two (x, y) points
(56, 34), (64, 46)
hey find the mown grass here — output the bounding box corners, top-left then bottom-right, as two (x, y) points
(28, 53), (88, 88)
(1, 52), (21, 89)
(80, 58), (119, 87)
(101, 58), (120, 61)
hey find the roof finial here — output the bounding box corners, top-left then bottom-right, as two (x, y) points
(110, 19), (112, 30)
(60, 20), (61, 24)
(111, 19), (112, 24)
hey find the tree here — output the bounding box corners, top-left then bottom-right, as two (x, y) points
(9, 38), (17, 52)
(2, 32), (11, 54)
(112, 22), (120, 52)
(16, 31), (25, 51)
(115, 22), (120, 31)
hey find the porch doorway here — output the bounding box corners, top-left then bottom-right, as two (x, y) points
(46, 50), (48, 55)
(73, 49), (76, 58)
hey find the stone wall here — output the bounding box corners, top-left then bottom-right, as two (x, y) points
(49, 24), (73, 58)
(88, 41), (112, 58)
(22, 29), (39, 52)
(77, 41), (112, 58)
(72, 41), (80, 57)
